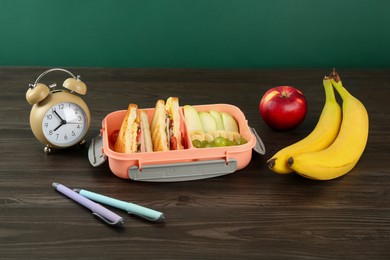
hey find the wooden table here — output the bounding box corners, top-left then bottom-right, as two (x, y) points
(1, 67), (389, 259)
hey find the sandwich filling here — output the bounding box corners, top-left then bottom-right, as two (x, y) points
(167, 114), (182, 150)
(165, 97), (184, 150)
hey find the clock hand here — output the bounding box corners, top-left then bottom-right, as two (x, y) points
(53, 110), (65, 121)
(53, 110), (68, 131)
(53, 121), (66, 131)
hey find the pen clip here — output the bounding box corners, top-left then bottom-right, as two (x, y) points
(92, 212), (124, 227)
(127, 211), (165, 223)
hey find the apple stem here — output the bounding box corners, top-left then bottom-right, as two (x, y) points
(281, 90), (289, 98)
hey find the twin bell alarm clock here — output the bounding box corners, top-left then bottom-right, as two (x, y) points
(26, 68), (91, 153)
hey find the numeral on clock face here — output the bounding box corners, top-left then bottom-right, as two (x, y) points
(42, 102), (88, 147)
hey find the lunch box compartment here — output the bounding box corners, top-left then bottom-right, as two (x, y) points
(91, 104), (258, 181)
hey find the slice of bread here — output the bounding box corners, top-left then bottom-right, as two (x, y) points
(114, 104), (138, 153)
(151, 100), (169, 151)
(139, 110), (153, 152)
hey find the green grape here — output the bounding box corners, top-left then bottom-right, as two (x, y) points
(236, 137), (247, 145)
(213, 136), (228, 147)
(226, 140), (235, 146)
(201, 140), (209, 148)
(192, 139), (202, 148)
(193, 136), (246, 148)
(205, 143), (215, 148)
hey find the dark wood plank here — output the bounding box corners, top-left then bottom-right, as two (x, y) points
(0, 67), (389, 259)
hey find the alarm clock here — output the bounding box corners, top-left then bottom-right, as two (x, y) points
(26, 68), (91, 153)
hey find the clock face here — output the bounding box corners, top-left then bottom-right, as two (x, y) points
(42, 102), (88, 147)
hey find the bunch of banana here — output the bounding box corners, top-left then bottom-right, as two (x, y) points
(267, 77), (342, 174)
(268, 69), (369, 180)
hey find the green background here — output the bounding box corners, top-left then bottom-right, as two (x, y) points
(1, 0), (389, 68)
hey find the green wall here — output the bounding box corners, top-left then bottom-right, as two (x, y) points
(1, 0), (389, 68)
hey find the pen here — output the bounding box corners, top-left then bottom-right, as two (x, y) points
(73, 188), (165, 222)
(52, 183), (124, 226)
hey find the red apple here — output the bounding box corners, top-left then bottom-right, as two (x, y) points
(259, 86), (307, 131)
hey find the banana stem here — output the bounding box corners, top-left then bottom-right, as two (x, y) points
(323, 78), (337, 103)
(330, 68), (341, 82)
(329, 69), (350, 100)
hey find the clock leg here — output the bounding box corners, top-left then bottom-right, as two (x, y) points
(44, 145), (52, 153)
(79, 139), (87, 146)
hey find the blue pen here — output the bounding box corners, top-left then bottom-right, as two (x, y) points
(52, 183), (124, 226)
(73, 188), (165, 222)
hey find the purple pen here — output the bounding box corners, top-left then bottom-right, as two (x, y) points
(52, 182), (124, 226)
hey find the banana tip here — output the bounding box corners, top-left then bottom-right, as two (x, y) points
(287, 157), (294, 166)
(267, 158), (276, 169)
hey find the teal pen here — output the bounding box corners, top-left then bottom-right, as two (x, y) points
(73, 188), (164, 222)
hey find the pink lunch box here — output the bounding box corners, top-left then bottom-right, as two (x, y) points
(88, 104), (265, 182)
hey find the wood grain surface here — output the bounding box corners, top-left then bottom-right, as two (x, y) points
(0, 67), (389, 259)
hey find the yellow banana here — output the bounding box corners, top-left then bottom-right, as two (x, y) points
(267, 78), (342, 174)
(288, 70), (369, 180)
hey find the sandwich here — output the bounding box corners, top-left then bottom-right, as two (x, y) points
(151, 97), (184, 151)
(114, 104), (153, 153)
